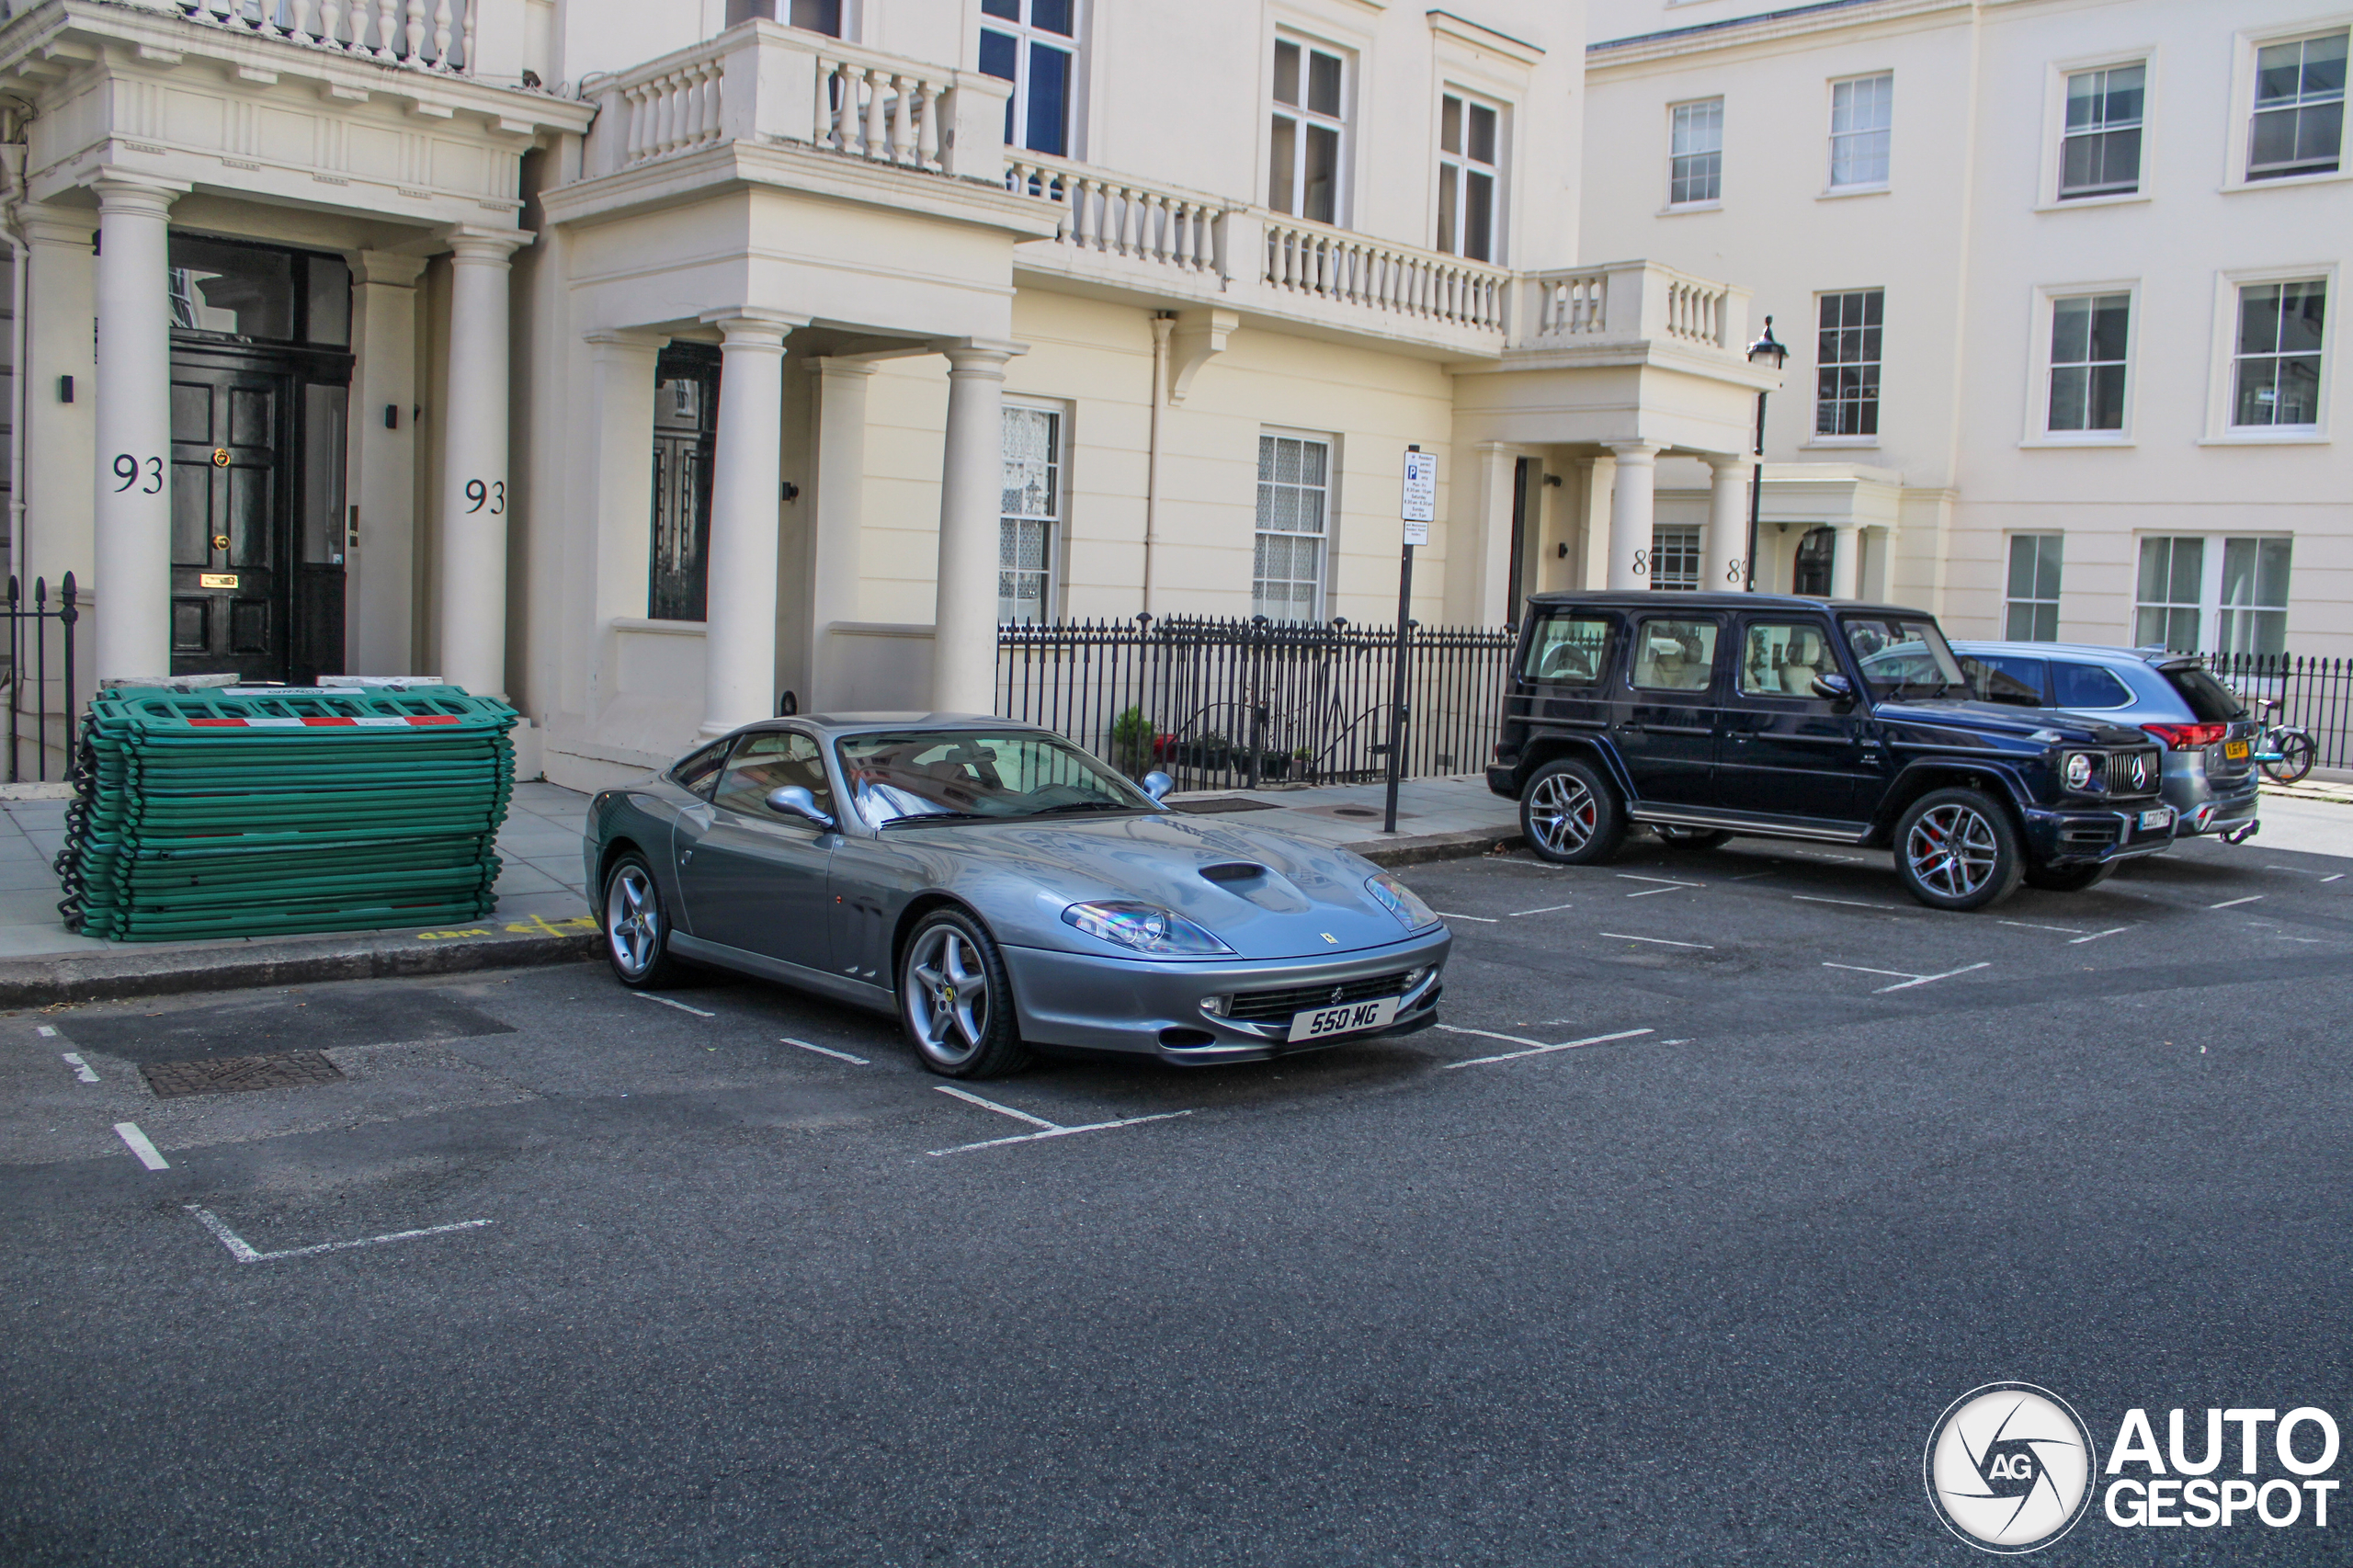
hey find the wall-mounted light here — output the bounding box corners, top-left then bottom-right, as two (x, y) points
(1556, 541), (1569, 559)
(384, 404), (399, 429)
(1542, 472), (1563, 488)
(781, 482), (800, 502)
(56, 376), (73, 403)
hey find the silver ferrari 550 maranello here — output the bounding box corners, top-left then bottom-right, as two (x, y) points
(582, 713), (1452, 1078)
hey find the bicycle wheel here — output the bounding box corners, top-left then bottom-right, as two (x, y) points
(2263, 730), (2316, 785)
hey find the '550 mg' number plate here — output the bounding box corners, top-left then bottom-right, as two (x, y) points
(1288, 995), (1401, 1042)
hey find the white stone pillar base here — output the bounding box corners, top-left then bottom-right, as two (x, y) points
(1606, 442), (1660, 592)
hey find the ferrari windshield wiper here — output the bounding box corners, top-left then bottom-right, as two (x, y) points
(1023, 801), (1140, 818)
(876, 810), (1000, 828)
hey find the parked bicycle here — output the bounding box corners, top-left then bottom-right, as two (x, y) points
(2252, 697), (2317, 785)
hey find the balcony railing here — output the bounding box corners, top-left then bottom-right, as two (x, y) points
(1517, 260), (1747, 357)
(1005, 152), (1229, 279)
(586, 21), (1008, 183)
(1256, 216), (1508, 332)
(166, 0), (479, 74)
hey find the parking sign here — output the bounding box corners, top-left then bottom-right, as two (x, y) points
(1401, 449), (1436, 546)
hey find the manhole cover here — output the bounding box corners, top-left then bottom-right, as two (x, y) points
(1332, 806), (1381, 818)
(1168, 797), (1285, 815)
(142, 1051), (346, 1099)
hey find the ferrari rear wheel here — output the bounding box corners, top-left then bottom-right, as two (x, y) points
(900, 908), (1031, 1079)
(602, 852), (684, 989)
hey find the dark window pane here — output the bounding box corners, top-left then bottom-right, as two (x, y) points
(1304, 124), (1338, 222)
(1436, 169), (1458, 255)
(1440, 95), (1461, 155)
(2296, 101), (2343, 163)
(982, 0), (1019, 17)
(167, 237), (295, 341)
(301, 384), (347, 566)
(1469, 103), (1496, 164)
(1029, 0), (1072, 36)
(2051, 297), (2090, 362)
(790, 0), (840, 31)
(2256, 42), (2304, 104)
(2048, 365), (2086, 430)
(1273, 40), (1299, 107)
(1267, 115), (1296, 212)
(978, 28), (1017, 81)
(1308, 51), (1341, 117)
(2238, 284), (2281, 354)
(1464, 171), (1493, 262)
(1025, 42), (1069, 155)
(304, 255), (350, 347)
(2087, 363), (2127, 430)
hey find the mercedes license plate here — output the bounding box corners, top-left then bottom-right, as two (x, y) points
(1288, 994), (1401, 1043)
(2139, 807), (2174, 832)
(2224, 740), (2250, 760)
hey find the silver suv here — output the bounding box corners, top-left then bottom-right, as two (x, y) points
(1952, 642), (2260, 842)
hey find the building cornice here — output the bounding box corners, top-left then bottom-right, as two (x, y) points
(1586, 0), (1972, 67)
(1426, 10), (1545, 65)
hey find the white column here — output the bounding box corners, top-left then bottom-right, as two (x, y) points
(1703, 455), (1749, 596)
(1830, 522), (1862, 601)
(90, 173), (184, 684)
(436, 229), (527, 697)
(1605, 441), (1659, 592)
(347, 251), (426, 675)
(806, 356), (875, 709)
(930, 338), (1024, 716)
(1579, 453), (1615, 591)
(699, 312), (796, 735)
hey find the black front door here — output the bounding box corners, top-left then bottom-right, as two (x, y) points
(168, 347), (350, 684)
(170, 364), (289, 682)
(1720, 615), (1871, 824)
(650, 343), (721, 621)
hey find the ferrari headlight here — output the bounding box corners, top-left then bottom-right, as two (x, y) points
(1062, 901), (1233, 956)
(1365, 872), (1440, 931)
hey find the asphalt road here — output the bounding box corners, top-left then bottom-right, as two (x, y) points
(3, 832), (2350, 1565)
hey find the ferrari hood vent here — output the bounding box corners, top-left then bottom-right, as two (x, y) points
(1199, 861), (1268, 884)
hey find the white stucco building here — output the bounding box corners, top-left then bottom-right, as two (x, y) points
(1581, 0), (2350, 656)
(0, 0), (1777, 790)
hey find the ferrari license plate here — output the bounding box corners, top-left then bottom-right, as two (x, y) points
(1288, 995), (1401, 1042)
(2224, 740), (2250, 760)
(2139, 807), (2174, 832)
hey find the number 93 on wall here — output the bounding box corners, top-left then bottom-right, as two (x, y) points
(463, 480), (506, 516)
(111, 454), (163, 494)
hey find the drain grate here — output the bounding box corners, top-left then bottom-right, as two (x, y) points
(142, 1051), (347, 1099)
(1168, 797), (1286, 815)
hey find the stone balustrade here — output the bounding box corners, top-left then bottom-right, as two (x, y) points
(170, 0), (477, 73)
(1004, 153), (1229, 278)
(587, 22), (1008, 182)
(1255, 215), (1509, 332)
(1516, 260), (1748, 358)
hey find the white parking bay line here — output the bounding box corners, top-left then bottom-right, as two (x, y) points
(2325, 874), (2346, 884)
(1794, 894), (1909, 912)
(61, 1052), (98, 1084)
(2000, 920), (2086, 935)
(1619, 874), (1702, 893)
(37, 1024), (58, 1037)
(927, 1085), (1192, 1157)
(2068, 927), (2132, 945)
(186, 1205), (492, 1264)
(1439, 1027), (1654, 1069)
(113, 1122), (168, 1170)
(1823, 960), (1990, 994)
(1505, 903), (1578, 918)
(1598, 933), (1713, 949)
(780, 1037), (870, 1065)
(1436, 912), (1500, 923)
(2210, 895), (2266, 910)
(635, 993), (717, 1017)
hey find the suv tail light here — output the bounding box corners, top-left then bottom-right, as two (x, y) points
(2143, 722), (2228, 751)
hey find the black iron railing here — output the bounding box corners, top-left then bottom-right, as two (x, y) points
(998, 615), (1518, 793)
(6, 574), (81, 784)
(2207, 653), (2353, 770)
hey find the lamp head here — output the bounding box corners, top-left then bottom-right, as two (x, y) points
(1747, 314), (1788, 369)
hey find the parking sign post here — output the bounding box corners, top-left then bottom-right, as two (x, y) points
(1386, 447), (1436, 834)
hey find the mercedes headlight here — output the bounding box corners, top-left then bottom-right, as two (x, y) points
(2063, 752), (2094, 790)
(1365, 872), (1440, 931)
(1062, 901), (1233, 956)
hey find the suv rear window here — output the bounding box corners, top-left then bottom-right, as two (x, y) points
(2163, 664), (2249, 722)
(2052, 663), (2133, 710)
(1523, 616), (1613, 686)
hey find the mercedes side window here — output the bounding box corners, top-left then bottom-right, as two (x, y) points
(1523, 615), (1613, 686)
(1631, 619), (1720, 692)
(711, 732), (835, 821)
(1737, 622), (1837, 699)
(2052, 662), (2134, 710)
(670, 739), (731, 798)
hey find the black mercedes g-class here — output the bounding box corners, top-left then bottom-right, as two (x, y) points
(1485, 592), (2175, 910)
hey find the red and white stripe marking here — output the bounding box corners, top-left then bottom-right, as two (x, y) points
(184, 715), (462, 728)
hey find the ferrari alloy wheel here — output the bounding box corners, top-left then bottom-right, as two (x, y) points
(1519, 758), (1627, 866)
(1893, 787), (2022, 912)
(900, 909), (1030, 1079)
(603, 852), (682, 988)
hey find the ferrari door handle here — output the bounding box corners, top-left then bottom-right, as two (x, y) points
(679, 848), (694, 864)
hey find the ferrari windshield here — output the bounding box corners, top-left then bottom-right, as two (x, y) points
(1842, 616), (1968, 699)
(836, 730), (1156, 827)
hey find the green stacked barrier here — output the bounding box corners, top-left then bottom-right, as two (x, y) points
(54, 683), (518, 941)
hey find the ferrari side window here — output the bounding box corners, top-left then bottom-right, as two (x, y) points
(712, 732), (835, 820)
(669, 739), (731, 798)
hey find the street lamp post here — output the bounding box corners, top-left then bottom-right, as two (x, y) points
(1742, 316), (1788, 591)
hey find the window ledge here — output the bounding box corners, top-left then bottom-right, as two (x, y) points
(2199, 429), (2330, 446)
(2034, 190), (2150, 212)
(1659, 199), (1722, 216)
(2222, 167), (2351, 194)
(1818, 183), (1889, 200)
(611, 616), (707, 636)
(2019, 435), (2134, 449)
(1802, 437), (1881, 449)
